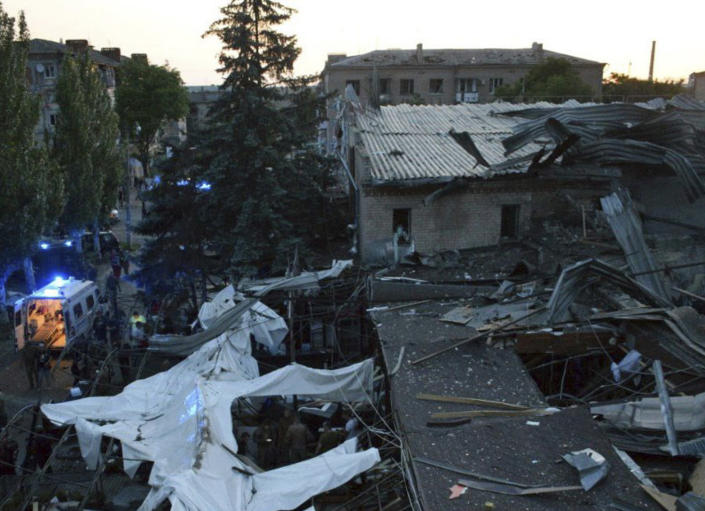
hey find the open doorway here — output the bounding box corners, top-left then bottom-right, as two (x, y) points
(500, 204), (520, 238)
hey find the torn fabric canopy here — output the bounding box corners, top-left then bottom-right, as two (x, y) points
(42, 329), (379, 511)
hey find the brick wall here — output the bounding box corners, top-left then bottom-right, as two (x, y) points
(359, 186), (532, 257)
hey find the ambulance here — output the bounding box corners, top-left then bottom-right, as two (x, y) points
(13, 277), (103, 351)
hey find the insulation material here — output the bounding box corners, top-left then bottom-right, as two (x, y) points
(591, 392), (705, 432)
(42, 331), (378, 511)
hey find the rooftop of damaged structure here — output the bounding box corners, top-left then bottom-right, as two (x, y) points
(368, 194), (705, 509)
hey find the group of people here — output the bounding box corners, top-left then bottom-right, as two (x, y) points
(237, 407), (362, 471)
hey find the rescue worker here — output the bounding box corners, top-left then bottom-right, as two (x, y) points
(106, 273), (120, 317)
(283, 414), (313, 463)
(315, 421), (343, 455)
(276, 408), (294, 465)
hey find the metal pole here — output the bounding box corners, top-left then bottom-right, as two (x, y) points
(648, 41), (656, 83)
(124, 140), (132, 249)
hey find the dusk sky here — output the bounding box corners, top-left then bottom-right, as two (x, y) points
(5, 0), (704, 85)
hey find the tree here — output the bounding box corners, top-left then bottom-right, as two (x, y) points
(115, 58), (189, 176)
(197, 0), (338, 277)
(54, 54), (121, 249)
(0, 5), (59, 315)
(602, 73), (685, 101)
(494, 57), (593, 102)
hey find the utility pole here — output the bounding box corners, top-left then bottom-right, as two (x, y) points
(124, 140), (132, 249)
(648, 40), (656, 83)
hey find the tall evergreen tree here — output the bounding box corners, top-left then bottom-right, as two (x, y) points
(54, 54), (121, 249)
(0, 4), (59, 314)
(202, 0), (336, 277)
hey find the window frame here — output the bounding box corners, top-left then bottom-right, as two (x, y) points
(429, 78), (444, 94)
(392, 208), (411, 236)
(489, 77), (504, 94)
(399, 79), (415, 96)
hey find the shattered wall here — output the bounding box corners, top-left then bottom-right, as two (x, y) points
(359, 185), (532, 256)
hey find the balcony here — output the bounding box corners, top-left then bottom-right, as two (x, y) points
(456, 92), (479, 103)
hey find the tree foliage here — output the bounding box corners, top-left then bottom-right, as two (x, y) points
(494, 57), (593, 102)
(115, 58), (189, 175)
(0, 4), (58, 305)
(197, 0), (338, 277)
(602, 72), (685, 100)
(54, 54), (121, 240)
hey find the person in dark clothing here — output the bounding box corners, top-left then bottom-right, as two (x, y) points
(28, 433), (53, 472)
(21, 343), (39, 390)
(93, 310), (107, 343)
(37, 345), (51, 389)
(106, 273), (120, 317)
(110, 249), (122, 278)
(254, 421), (277, 469)
(315, 421), (343, 455)
(284, 415), (313, 463)
(237, 432), (251, 458)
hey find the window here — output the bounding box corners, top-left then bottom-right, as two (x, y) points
(345, 80), (360, 95)
(73, 303), (83, 320)
(456, 78), (478, 94)
(86, 295), (95, 310)
(429, 79), (444, 94)
(400, 79), (414, 95)
(49, 114), (57, 126)
(456, 78), (479, 103)
(44, 63), (56, 78)
(500, 205), (520, 238)
(393, 208), (411, 235)
(378, 78), (391, 95)
(15, 310), (21, 327)
(489, 77), (504, 94)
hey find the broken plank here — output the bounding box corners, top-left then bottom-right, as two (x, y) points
(416, 393), (529, 410)
(430, 408), (554, 420)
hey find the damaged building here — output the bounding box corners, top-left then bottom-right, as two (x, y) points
(333, 93), (705, 265)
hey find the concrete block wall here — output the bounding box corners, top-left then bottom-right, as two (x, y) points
(359, 186), (532, 256)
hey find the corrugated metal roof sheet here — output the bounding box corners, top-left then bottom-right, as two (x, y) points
(356, 103), (552, 183)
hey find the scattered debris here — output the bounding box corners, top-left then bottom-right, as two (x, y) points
(561, 448), (610, 491)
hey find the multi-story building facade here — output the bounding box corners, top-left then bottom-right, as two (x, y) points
(27, 39), (127, 140)
(322, 42), (604, 107)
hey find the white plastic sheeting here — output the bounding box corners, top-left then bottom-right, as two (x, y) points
(240, 259), (354, 297)
(150, 286), (288, 356)
(42, 331), (378, 511)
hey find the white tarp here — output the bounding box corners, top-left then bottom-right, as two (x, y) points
(42, 331), (378, 511)
(150, 287), (288, 356)
(240, 259), (353, 297)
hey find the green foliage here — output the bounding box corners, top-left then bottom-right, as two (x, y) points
(494, 57), (593, 102)
(198, 0), (338, 277)
(115, 58), (189, 174)
(0, 5), (58, 284)
(54, 54), (121, 236)
(602, 72), (685, 100)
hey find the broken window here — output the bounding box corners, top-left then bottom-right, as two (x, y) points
(44, 63), (56, 78)
(393, 208), (411, 236)
(489, 77), (504, 94)
(429, 79), (444, 94)
(49, 113), (57, 126)
(73, 302), (83, 320)
(345, 80), (360, 95)
(400, 79), (414, 96)
(378, 78), (391, 95)
(500, 204), (520, 238)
